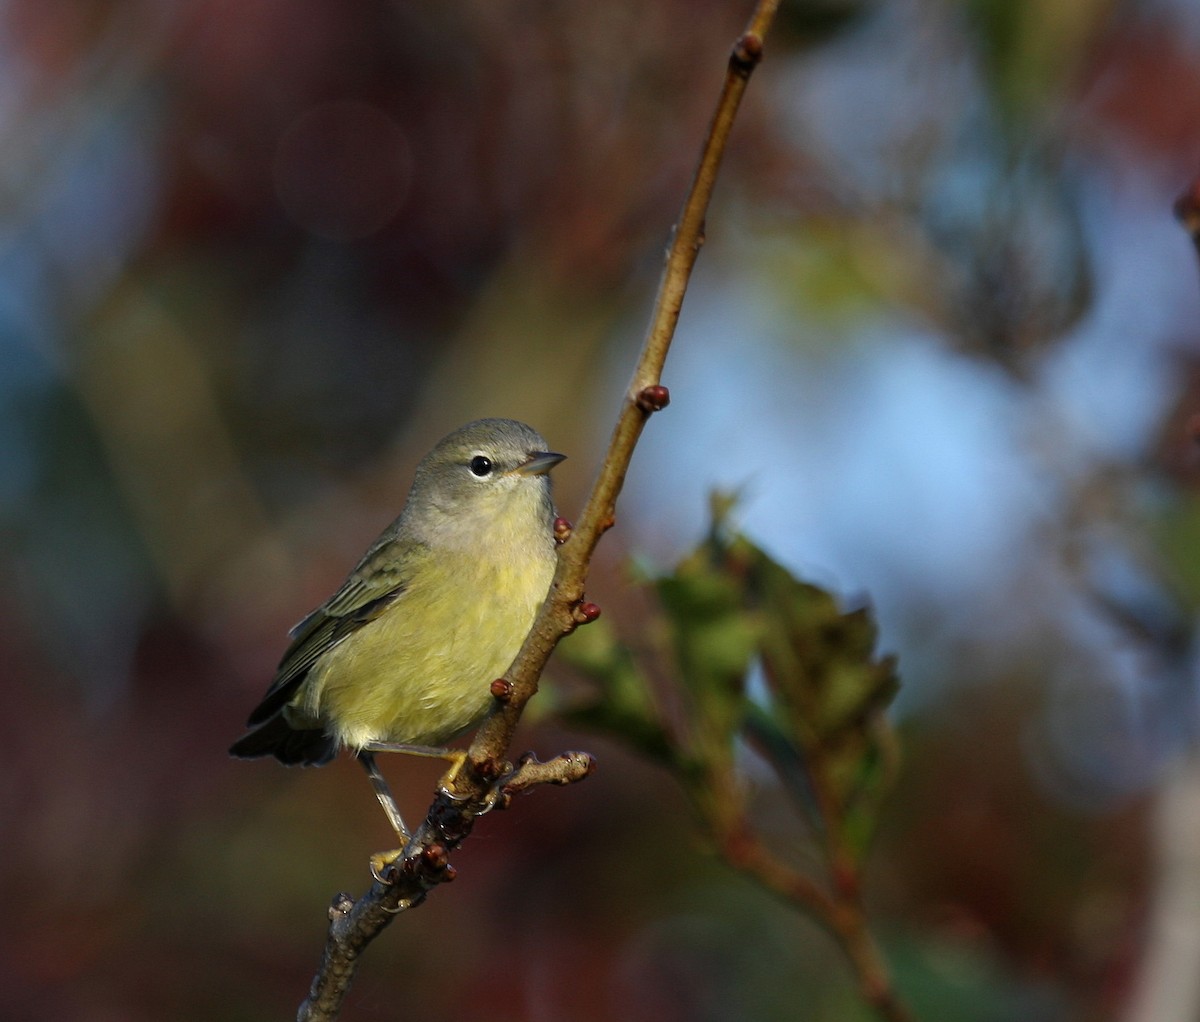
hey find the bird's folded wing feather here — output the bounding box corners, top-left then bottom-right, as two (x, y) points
(243, 541), (417, 726)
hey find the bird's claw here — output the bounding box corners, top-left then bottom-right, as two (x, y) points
(370, 847), (403, 884)
(435, 759), (513, 815)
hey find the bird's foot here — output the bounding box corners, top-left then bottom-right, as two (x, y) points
(436, 753), (513, 815)
(435, 749), (471, 796)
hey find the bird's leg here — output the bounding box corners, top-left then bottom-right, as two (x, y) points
(359, 743), (512, 880)
(363, 740), (511, 813)
(357, 751), (413, 880)
(361, 740), (471, 791)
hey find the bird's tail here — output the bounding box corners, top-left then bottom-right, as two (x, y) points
(229, 714), (337, 766)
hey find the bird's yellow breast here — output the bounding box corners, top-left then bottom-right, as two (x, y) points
(301, 542), (554, 749)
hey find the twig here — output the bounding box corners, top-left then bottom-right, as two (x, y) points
(688, 736), (913, 1022)
(468, 20), (776, 755)
(724, 833), (913, 1022)
(295, 4), (781, 1019)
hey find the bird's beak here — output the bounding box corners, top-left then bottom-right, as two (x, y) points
(513, 451), (567, 476)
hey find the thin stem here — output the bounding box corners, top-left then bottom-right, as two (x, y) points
(699, 765), (913, 1022)
(738, 842), (912, 1022)
(296, 5), (782, 1019)
(471, 4), (780, 752)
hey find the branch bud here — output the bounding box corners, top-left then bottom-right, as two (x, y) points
(636, 385), (671, 413)
(329, 892), (355, 919)
(422, 843), (450, 871)
(572, 601), (602, 625)
(730, 32), (763, 75)
(468, 754), (502, 780)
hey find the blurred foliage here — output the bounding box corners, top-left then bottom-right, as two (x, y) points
(962, 0), (1116, 121)
(1152, 491), (1200, 610)
(563, 497), (906, 1014)
(774, 0), (880, 45)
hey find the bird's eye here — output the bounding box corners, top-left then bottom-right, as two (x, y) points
(469, 455), (493, 477)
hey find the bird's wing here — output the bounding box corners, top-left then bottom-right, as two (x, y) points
(243, 540), (417, 727)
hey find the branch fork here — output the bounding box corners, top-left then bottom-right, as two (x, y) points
(297, 3), (781, 1017)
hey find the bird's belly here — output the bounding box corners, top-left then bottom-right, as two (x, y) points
(305, 559), (547, 749)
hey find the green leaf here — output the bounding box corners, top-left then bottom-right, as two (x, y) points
(707, 528), (901, 858)
(763, 586), (895, 849)
(654, 530), (760, 768)
(560, 495), (902, 861)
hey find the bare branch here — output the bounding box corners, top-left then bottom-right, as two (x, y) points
(470, 8), (780, 754)
(715, 817), (914, 1022)
(296, 3), (782, 1019)
(502, 750), (597, 793)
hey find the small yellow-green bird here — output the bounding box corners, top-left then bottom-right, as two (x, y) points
(230, 418), (565, 847)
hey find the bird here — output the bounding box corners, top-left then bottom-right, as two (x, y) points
(230, 418), (564, 862)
